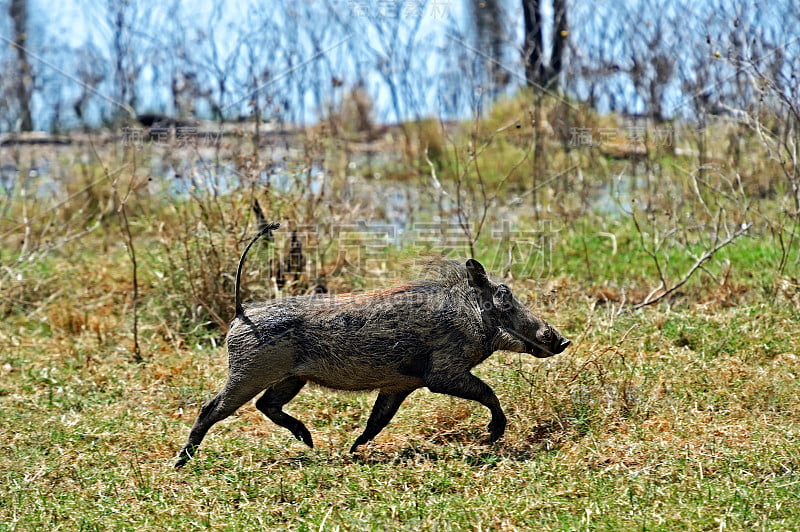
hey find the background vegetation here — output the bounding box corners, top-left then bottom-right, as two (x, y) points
(2, 0), (799, 530)
(2, 89), (799, 529)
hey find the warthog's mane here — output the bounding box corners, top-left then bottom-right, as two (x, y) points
(322, 259), (470, 303)
(240, 259), (475, 315)
(418, 258), (472, 287)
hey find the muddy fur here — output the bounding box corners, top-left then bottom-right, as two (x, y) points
(175, 238), (570, 467)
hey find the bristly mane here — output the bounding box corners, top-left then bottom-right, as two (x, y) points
(238, 257), (475, 316)
(298, 259), (474, 313)
(415, 258), (472, 288)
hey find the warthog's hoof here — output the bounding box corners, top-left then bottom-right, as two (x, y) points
(487, 417), (507, 442)
(174, 447), (194, 468)
(292, 426), (314, 448)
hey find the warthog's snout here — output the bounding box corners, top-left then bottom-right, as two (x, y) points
(175, 226), (570, 468)
(528, 327), (571, 358)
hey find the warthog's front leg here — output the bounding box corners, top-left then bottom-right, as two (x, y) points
(255, 376), (313, 447)
(350, 390), (414, 452)
(424, 372), (507, 442)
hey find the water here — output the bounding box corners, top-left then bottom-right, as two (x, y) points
(0, 139), (648, 244)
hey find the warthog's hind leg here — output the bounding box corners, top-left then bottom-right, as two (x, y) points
(255, 376), (313, 448)
(175, 379), (265, 468)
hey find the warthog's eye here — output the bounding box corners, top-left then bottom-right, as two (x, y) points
(541, 328), (552, 342)
(496, 285), (513, 310)
(498, 285), (514, 298)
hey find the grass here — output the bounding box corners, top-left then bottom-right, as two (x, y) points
(2, 245), (798, 530)
(2, 93), (800, 529)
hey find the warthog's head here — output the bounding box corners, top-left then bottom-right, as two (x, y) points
(466, 259), (570, 358)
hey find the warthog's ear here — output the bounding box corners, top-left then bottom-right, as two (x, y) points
(466, 259), (489, 288)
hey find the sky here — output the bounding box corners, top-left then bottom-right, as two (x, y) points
(2, 0), (797, 131)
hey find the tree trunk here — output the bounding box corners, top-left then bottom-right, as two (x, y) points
(472, 0), (508, 93)
(548, 0), (568, 89)
(10, 0), (33, 131)
(522, 0), (568, 90)
(521, 0), (545, 87)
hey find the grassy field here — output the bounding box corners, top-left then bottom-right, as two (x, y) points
(2, 97), (800, 530)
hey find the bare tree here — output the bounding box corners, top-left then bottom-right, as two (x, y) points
(105, 0), (144, 121)
(521, 0), (544, 87)
(550, 0), (568, 88)
(522, 0), (568, 89)
(9, 0), (33, 131)
(471, 0), (508, 95)
(189, 0), (244, 122)
(71, 44), (106, 127)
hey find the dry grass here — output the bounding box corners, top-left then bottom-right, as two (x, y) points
(2, 234), (798, 530)
(2, 94), (800, 529)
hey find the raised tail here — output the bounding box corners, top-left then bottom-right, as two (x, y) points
(234, 222), (281, 317)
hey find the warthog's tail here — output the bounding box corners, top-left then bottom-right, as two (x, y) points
(234, 222), (281, 317)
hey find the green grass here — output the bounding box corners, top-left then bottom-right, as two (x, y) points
(2, 93), (800, 529)
(2, 249), (799, 529)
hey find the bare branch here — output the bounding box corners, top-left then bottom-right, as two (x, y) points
(633, 222), (752, 309)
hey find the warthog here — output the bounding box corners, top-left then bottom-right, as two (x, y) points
(175, 223), (570, 467)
